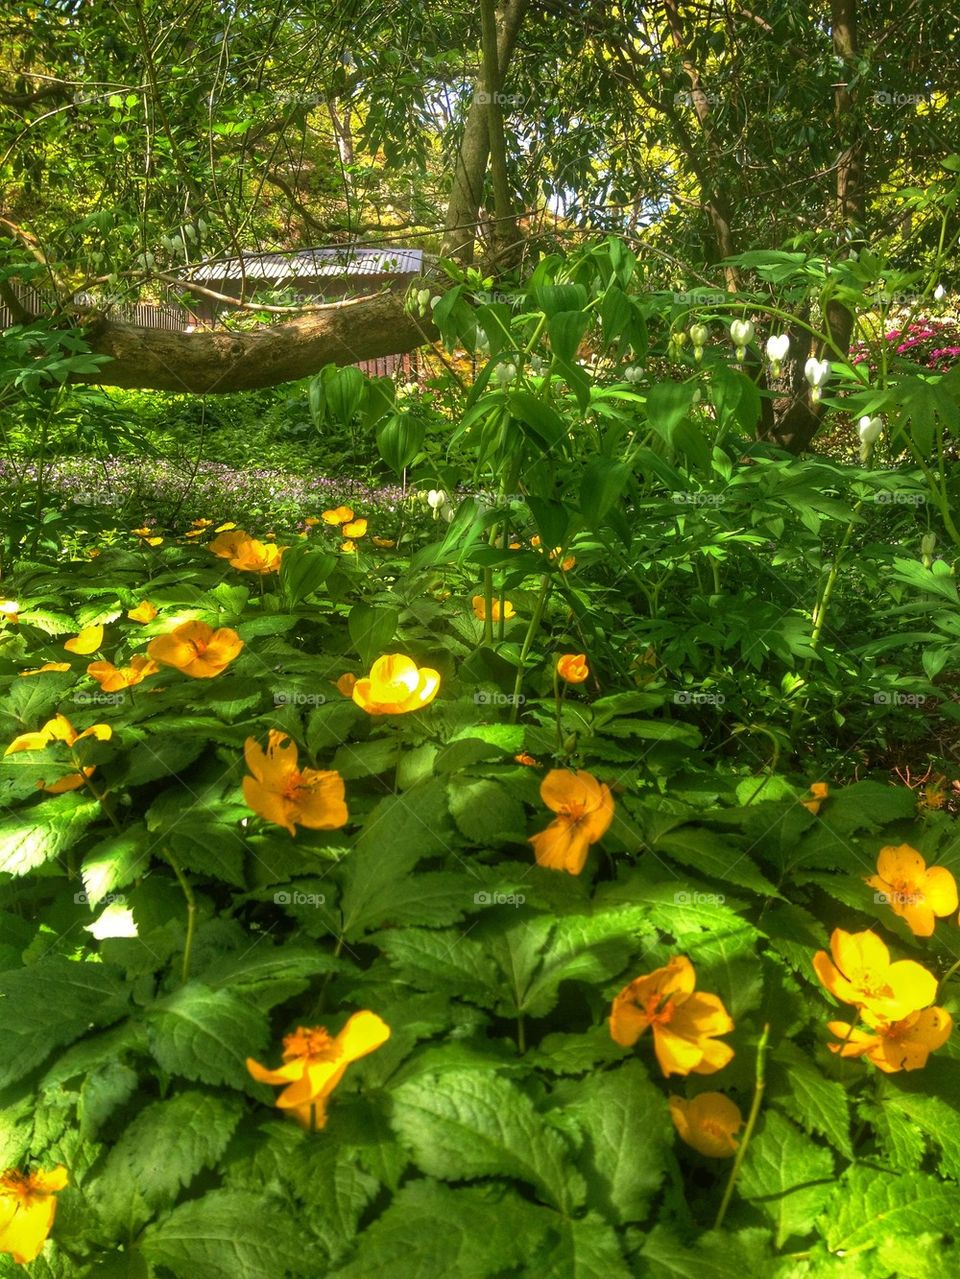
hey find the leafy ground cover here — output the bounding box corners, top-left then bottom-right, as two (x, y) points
(2, 242), (960, 1279)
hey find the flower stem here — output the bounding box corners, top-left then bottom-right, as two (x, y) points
(714, 1022), (770, 1230)
(509, 573), (551, 722)
(164, 849), (197, 985)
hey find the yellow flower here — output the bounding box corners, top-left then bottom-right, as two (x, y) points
(827, 1006), (952, 1073)
(228, 538), (286, 574)
(529, 769), (614, 875)
(87, 655), (159, 692)
(147, 620), (244, 679)
(352, 654), (440, 715)
(191, 518), (214, 528)
(208, 529), (253, 560)
(669, 1093), (743, 1157)
(247, 1011), (390, 1128)
(304, 516), (321, 527)
(514, 752), (540, 767)
(127, 600), (158, 623)
(215, 521), (237, 532)
(557, 653), (589, 684)
(471, 596), (515, 621)
(4, 715), (112, 793)
(812, 928), (937, 1020)
(372, 537), (396, 549)
(18, 663), (71, 677)
(64, 624), (104, 654)
(243, 731), (348, 837)
(610, 956), (735, 1077)
(342, 519), (367, 539)
(132, 527), (163, 546)
(0, 1166), (68, 1264)
(322, 506), (355, 526)
(184, 528), (206, 539)
(0, 600), (19, 624)
(335, 673), (357, 698)
(340, 540), (357, 553)
(801, 781), (829, 813)
(866, 844), (958, 937)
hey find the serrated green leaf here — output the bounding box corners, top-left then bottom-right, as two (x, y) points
(146, 984), (267, 1090)
(820, 1167), (960, 1252)
(390, 1068), (584, 1212)
(140, 1189), (305, 1279)
(738, 1112), (834, 1247)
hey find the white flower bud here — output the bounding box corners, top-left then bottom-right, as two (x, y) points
(729, 319), (754, 352)
(804, 358), (831, 401)
(858, 415), (882, 445)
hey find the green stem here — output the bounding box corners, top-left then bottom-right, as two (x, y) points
(509, 573), (551, 722)
(164, 849), (197, 985)
(715, 1022), (770, 1230)
(516, 1015), (526, 1054)
(483, 566), (494, 645)
(937, 957), (960, 1003)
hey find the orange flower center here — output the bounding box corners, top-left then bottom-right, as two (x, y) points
(853, 967), (891, 1000)
(644, 992), (677, 1026)
(282, 771), (312, 802)
(700, 1119), (728, 1139)
(0, 1172), (40, 1203)
(282, 1026), (338, 1062)
(189, 639), (207, 657)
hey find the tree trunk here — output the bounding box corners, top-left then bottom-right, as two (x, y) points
(441, 0), (529, 264)
(70, 292), (435, 393)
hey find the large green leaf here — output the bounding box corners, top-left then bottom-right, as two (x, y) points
(390, 1068), (584, 1213)
(0, 958), (128, 1089)
(738, 1112), (834, 1247)
(145, 983), (267, 1091)
(140, 1190), (305, 1279)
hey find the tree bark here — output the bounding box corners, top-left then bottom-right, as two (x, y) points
(70, 292), (435, 393)
(441, 0), (529, 264)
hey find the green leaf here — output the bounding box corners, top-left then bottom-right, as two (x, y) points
(652, 827), (781, 898)
(560, 1060), (672, 1223)
(77, 1060), (139, 1141)
(146, 983), (267, 1090)
(738, 1112), (834, 1247)
(508, 390), (569, 450)
(347, 603), (399, 666)
(543, 1214), (632, 1279)
(769, 1043), (852, 1158)
(820, 1167), (960, 1252)
(338, 779), (452, 938)
(94, 1091), (243, 1230)
(140, 1190), (305, 1279)
(0, 958), (128, 1089)
(81, 826), (150, 905)
(448, 777), (527, 843)
(376, 927), (501, 1004)
(390, 1068), (585, 1212)
(278, 543), (335, 605)
(0, 793), (100, 876)
(636, 1225), (779, 1278)
(329, 1180), (548, 1279)
(579, 459), (633, 523)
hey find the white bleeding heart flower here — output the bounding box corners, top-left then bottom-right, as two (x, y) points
(624, 365), (644, 383)
(442, 505), (455, 523)
(858, 416), (882, 445)
(689, 324), (709, 362)
(427, 489), (447, 510)
(765, 334), (790, 375)
(729, 319), (754, 359)
(804, 357), (831, 400)
(934, 284), (946, 301)
(494, 363), (517, 386)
